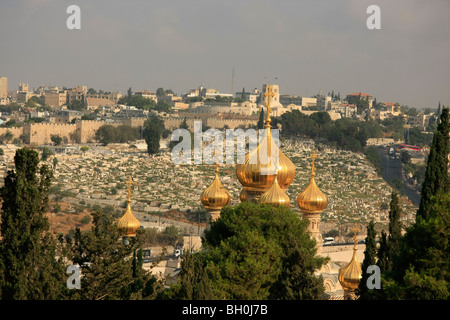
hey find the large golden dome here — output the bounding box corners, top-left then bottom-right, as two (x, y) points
(259, 173), (290, 208)
(236, 85), (295, 201)
(297, 150), (327, 213)
(201, 163), (231, 211)
(339, 224), (362, 291)
(117, 177), (140, 237)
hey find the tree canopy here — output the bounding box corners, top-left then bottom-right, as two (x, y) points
(165, 202), (328, 300)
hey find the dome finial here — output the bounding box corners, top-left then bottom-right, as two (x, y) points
(338, 223), (362, 299)
(296, 150), (327, 213)
(264, 84), (275, 127)
(125, 176), (135, 202)
(117, 176), (141, 238)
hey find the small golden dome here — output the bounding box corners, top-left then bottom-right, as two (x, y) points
(117, 200), (141, 237)
(296, 150), (327, 213)
(117, 177), (140, 237)
(259, 174), (290, 208)
(339, 224), (362, 291)
(236, 85), (295, 195)
(200, 164), (231, 210)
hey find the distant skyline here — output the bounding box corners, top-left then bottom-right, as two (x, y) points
(1, 0), (449, 109)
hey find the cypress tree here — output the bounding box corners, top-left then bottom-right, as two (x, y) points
(417, 107), (449, 219)
(66, 210), (162, 300)
(257, 107), (265, 129)
(387, 190), (402, 263)
(143, 122), (161, 155)
(358, 220), (378, 300)
(385, 191), (450, 299)
(0, 148), (66, 299)
(180, 117), (189, 130)
(143, 115), (165, 155)
(376, 231), (389, 273)
(382, 108), (450, 299)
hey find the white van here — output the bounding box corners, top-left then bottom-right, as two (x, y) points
(323, 237), (335, 246)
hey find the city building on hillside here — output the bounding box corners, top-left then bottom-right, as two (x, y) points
(45, 89), (68, 107)
(347, 92), (373, 109)
(317, 94), (332, 111)
(279, 94), (302, 106)
(135, 90), (158, 103)
(67, 85), (87, 104)
(235, 88), (260, 103)
(0, 76), (8, 100)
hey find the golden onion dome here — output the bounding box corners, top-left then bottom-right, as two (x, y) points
(296, 150), (327, 213)
(259, 173), (290, 208)
(200, 164), (231, 210)
(339, 224), (362, 291)
(117, 177), (140, 237)
(117, 200), (141, 237)
(236, 85), (295, 193)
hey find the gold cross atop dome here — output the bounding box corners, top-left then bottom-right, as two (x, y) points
(126, 176), (137, 201)
(264, 85), (275, 124)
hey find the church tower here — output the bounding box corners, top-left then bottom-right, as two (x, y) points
(296, 150), (328, 254)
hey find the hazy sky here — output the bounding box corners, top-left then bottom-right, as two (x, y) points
(1, 0), (449, 108)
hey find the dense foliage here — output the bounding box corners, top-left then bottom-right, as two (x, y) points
(273, 110), (382, 153)
(164, 202), (328, 300)
(95, 124), (140, 145)
(0, 148), (66, 299)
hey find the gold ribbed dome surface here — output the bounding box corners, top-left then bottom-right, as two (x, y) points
(117, 200), (141, 237)
(236, 136), (296, 190)
(297, 150), (327, 213)
(259, 174), (290, 208)
(236, 85), (295, 195)
(117, 177), (140, 237)
(201, 164), (231, 210)
(339, 224), (362, 291)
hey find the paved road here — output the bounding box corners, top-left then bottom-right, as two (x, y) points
(377, 146), (421, 206)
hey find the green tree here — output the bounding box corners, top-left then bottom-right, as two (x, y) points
(357, 220), (378, 300)
(143, 115), (164, 155)
(376, 231), (389, 273)
(51, 134), (63, 146)
(180, 117), (189, 130)
(162, 250), (214, 300)
(417, 107), (449, 219)
(95, 124), (140, 145)
(66, 210), (162, 300)
(387, 190), (402, 266)
(67, 99), (85, 111)
(201, 202), (327, 300)
(400, 150), (411, 165)
(384, 192), (450, 299)
(41, 146), (54, 161)
(0, 148), (67, 299)
(257, 107), (265, 129)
